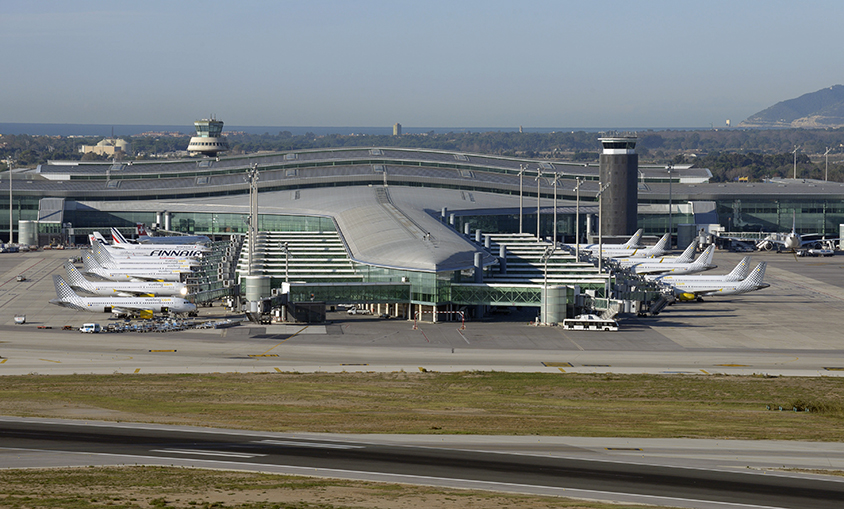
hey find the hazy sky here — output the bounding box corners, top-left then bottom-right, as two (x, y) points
(3, 0), (843, 128)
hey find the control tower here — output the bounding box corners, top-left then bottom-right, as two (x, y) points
(188, 117), (229, 157)
(598, 132), (638, 236)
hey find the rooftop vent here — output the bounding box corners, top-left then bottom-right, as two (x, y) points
(285, 153), (298, 161)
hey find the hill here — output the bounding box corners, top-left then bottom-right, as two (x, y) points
(740, 85), (844, 128)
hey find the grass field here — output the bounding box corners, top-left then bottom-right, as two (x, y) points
(0, 466), (676, 509)
(1, 371), (843, 440)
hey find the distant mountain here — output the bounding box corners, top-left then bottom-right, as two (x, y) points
(739, 85), (844, 128)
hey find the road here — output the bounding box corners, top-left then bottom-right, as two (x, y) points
(2, 417), (844, 509)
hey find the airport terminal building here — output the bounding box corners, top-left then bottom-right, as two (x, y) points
(4, 143), (844, 321)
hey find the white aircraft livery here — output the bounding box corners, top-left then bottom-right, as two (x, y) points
(89, 244), (198, 271)
(82, 252), (185, 282)
(596, 233), (670, 259)
(111, 227), (210, 253)
(90, 233), (206, 259)
(65, 261), (189, 297)
(658, 261), (768, 301)
(50, 275), (196, 317)
(573, 228), (644, 252)
(655, 256), (752, 285)
(631, 245), (717, 276)
(613, 240), (698, 268)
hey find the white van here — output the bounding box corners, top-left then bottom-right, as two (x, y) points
(79, 323), (101, 333)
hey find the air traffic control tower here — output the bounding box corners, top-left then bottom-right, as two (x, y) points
(598, 132), (638, 237)
(188, 117), (229, 157)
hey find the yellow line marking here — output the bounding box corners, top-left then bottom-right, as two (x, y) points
(700, 369), (710, 374)
(149, 350), (177, 352)
(258, 326), (308, 356)
(0, 359), (7, 364)
(418, 367), (427, 372)
(134, 368), (141, 374)
(39, 359), (61, 363)
(558, 367), (566, 373)
(274, 367), (282, 373)
(543, 362), (573, 367)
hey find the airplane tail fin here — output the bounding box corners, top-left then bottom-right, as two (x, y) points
(53, 275), (83, 304)
(92, 231), (108, 245)
(675, 241), (698, 263)
(649, 233), (669, 255)
(91, 245), (116, 268)
(111, 227), (131, 246)
(137, 223), (148, 237)
(624, 228), (644, 248)
(64, 260), (95, 292)
(82, 251), (104, 274)
(692, 245), (715, 267)
(725, 256), (752, 281)
(738, 262), (768, 291)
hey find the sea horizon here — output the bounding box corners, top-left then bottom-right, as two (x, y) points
(0, 122), (713, 137)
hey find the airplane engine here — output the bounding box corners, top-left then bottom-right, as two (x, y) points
(677, 293), (698, 302)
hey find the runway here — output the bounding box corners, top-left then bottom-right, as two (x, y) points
(2, 417), (844, 509)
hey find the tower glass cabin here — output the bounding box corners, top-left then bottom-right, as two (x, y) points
(188, 118), (229, 157)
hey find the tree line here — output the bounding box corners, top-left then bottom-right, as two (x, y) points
(2, 128), (843, 182)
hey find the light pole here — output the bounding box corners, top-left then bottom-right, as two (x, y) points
(666, 163), (674, 249)
(596, 182), (610, 274)
(824, 147), (832, 182)
(280, 242), (290, 283)
(574, 177), (583, 260)
(792, 146), (800, 180)
(518, 164), (526, 234)
(6, 157), (13, 245)
(244, 163), (260, 276)
(552, 172), (560, 245)
(534, 169), (542, 241)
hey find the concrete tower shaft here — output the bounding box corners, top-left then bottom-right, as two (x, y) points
(598, 133), (638, 237)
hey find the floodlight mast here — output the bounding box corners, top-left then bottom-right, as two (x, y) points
(245, 163), (260, 276)
(792, 146), (800, 180)
(6, 157), (12, 245)
(518, 164), (526, 234)
(824, 147), (832, 182)
(534, 170), (542, 241)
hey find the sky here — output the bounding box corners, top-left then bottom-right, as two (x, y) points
(2, 0), (843, 129)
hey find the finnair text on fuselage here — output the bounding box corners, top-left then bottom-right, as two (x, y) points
(147, 249), (204, 258)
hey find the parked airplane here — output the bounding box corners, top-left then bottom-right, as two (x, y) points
(90, 233), (206, 258)
(631, 245), (716, 276)
(89, 243), (199, 270)
(65, 261), (188, 297)
(595, 233), (670, 259)
(110, 228), (210, 253)
(656, 260), (768, 301)
(613, 240), (698, 268)
(655, 256), (752, 284)
(575, 228), (644, 252)
(82, 252), (185, 282)
(50, 275), (196, 317)
(137, 223), (211, 245)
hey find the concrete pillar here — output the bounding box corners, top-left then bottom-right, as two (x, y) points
(484, 235), (491, 249)
(164, 211), (171, 231)
(475, 229), (482, 243)
(441, 207), (447, 222)
(464, 222), (471, 236)
(499, 245), (507, 274)
(474, 252), (483, 283)
(449, 213), (455, 227)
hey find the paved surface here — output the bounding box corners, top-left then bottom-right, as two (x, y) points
(3, 417), (844, 509)
(1, 248), (844, 376)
